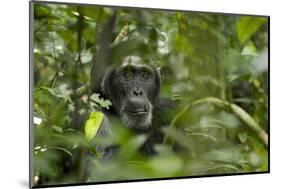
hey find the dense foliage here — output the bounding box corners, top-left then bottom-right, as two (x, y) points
(32, 2), (268, 186)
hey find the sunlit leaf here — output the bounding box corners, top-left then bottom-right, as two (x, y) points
(90, 93), (112, 109)
(241, 42), (258, 56)
(52, 125), (63, 134)
(84, 112), (104, 141)
(236, 16), (267, 44)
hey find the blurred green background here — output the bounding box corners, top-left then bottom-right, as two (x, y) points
(32, 2), (269, 186)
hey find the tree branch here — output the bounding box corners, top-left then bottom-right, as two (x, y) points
(164, 97), (268, 147)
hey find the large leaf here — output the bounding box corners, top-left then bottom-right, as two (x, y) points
(236, 16), (267, 44)
(84, 112), (104, 141)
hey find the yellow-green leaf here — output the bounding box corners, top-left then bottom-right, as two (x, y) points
(84, 112), (104, 141)
(236, 16), (267, 44)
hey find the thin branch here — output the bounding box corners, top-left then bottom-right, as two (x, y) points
(112, 23), (129, 46)
(49, 31), (59, 88)
(164, 97), (268, 147)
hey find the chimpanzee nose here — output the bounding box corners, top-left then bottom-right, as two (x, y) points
(133, 87), (143, 96)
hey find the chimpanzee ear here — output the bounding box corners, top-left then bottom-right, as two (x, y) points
(153, 67), (161, 102)
(101, 69), (115, 99)
(157, 67), (162, 81)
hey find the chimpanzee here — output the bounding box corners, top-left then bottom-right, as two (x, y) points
(95, 55), (174, 157)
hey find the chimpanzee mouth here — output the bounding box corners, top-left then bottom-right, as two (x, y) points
(124, 100), (150, 115)
(127, 109), (148, 115)
(127, 107), (148, 115)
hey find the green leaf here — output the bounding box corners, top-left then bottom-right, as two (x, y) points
(118, 135), (147, 159)
(52, 125), (63, 134)
(90, 93), (112, 109)
(84, 112), (104, 141)
(238, 132), (248, 143)
(47, 146), (73, 158)
(148, 155), (184, 176)
(236, 16), (267, 44)
(185, 132), (217, 143)
(241, 42), (258, 56)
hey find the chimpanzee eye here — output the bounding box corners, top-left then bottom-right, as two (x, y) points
(123, 70), (133, 80)
(142, 71), (150, 80)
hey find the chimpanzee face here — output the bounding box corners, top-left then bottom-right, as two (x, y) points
(102, 56), (161, 129)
